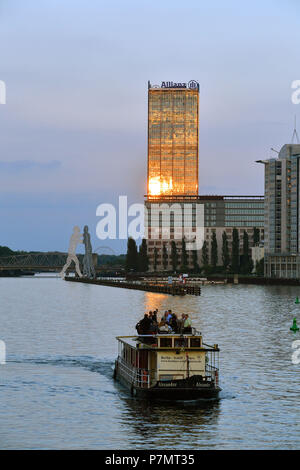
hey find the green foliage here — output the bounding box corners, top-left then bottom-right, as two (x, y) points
(171, 241), (178, 272)
(255, 257), (264, 276)
(97, 254), (126, 266)
(0, 246), (14, 257)
(180, 237), (188, 271)
(162, 243), (168, 270)
(153, 246), (158, 272)
(222, 231), (230, 271)
(138, 238), (149, 272)
(125, 237), (139, 272)
(231, 228), (240, 273)
(211, 231), (218, 268)
(253, 227), (260, 245)
(240, 230), (251, 274)
(201, 240), (209, 273)
(192, 250), (200, 273)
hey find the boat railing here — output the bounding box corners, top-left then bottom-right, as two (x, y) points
(136, 327), (201, 338)
(206, 364), (220, 386)
(117, 355), (219, 389)
(117, 355), (155, 389)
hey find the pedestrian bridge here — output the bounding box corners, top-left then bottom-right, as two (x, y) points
(0, 252), (123, 274)
(0, 252), (70, 272)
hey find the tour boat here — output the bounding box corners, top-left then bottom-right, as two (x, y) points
(114, 330), (221, 400)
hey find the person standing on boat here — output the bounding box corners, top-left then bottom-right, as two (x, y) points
(161, 311), (168, 324)
(152, 310), (158, 324)
(138, 313), (152, 335)
(183, 314), (192, 334)
(177, 314), (185, 333)
(166, 310), (173, 324)
(150, 311), (158, 333)
(170, 313), (179, 333)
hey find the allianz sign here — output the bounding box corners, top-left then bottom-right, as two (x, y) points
(161, 80), (199, 90)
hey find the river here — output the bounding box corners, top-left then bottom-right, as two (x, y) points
(0, 276), (299, 449)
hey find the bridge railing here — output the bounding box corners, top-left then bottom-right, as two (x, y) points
(0, 252), (69, 268)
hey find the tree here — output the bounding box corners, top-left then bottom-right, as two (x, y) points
(192, 250), (200, 273)
(162, 243), (168, 271)
(201, 240), (209, 267)
(255, 257), (264, 276)
(138, 238), (149, 272)
(180, 237), (188, 271)
(0, 246), (14, 257)
(126, 237), (139, 272)
(241, 230), (251, 274)
(231, 228), (240, 273)
(222, 231), (230, 271)
(211, 231), (218, 269)
(171, 241), (178, 272)
(253, 227), (260, 246)
(153, 247), (158, 272)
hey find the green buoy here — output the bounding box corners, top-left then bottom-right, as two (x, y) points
(295, 297), (300, 304)
(290, 318), (299, 332)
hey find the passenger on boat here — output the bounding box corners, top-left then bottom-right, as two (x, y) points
(166, 310), (173, 323)
(170, 313), (179, 333)
(177, 314), (185, 333)
(152, 310), (158, 325)
(182, 314), (192, 334)
(149, 311), (158, 333)
(158, 320), (172, 333)
(161, 311), (168, 323)
(136, 313), (152, 335)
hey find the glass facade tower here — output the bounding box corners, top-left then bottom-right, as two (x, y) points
(147, 81), (199, 196)
(258, 143), (300, 278)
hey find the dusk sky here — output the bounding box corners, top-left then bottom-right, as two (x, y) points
(0, 0), (299, 254)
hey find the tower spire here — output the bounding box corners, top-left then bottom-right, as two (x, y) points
(291, 115), (300, 144)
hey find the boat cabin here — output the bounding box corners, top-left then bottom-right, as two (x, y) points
(116, 333), (220, 390)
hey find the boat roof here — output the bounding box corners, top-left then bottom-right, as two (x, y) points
(116, 334), (219, 352)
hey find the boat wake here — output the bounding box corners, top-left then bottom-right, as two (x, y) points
(8, 355), (115, 379)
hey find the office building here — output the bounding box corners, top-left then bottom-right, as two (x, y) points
(147, 80), (199, 196)
(145, 195), (264, 271)
(258, 143), (300, 278)
(145, 80), (264, 272)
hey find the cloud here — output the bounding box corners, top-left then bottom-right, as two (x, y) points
(0, 159), (61, 173)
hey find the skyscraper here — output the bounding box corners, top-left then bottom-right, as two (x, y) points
(147, 80), (199, 196)
(145, 81), (264, 272)
(258, 143), (300, 278)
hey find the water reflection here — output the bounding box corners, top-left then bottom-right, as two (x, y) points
(119, 394), (220, 448)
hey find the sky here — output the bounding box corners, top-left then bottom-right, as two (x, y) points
(0, 0), (299, 254)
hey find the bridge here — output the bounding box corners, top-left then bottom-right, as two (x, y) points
(0, 252), (70, 273)
(0, 252), (123, 274)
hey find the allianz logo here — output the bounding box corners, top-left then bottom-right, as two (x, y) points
(161, 80), (198, 90)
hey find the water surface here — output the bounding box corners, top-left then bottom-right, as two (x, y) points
(0, 276), (299, 449)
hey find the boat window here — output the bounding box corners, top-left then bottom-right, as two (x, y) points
(174, 337), (186, 348)
(160, 338), (172, 348)
(190, 338), (201, 347)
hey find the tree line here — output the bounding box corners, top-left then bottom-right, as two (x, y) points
(125, 227), (264, 275)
